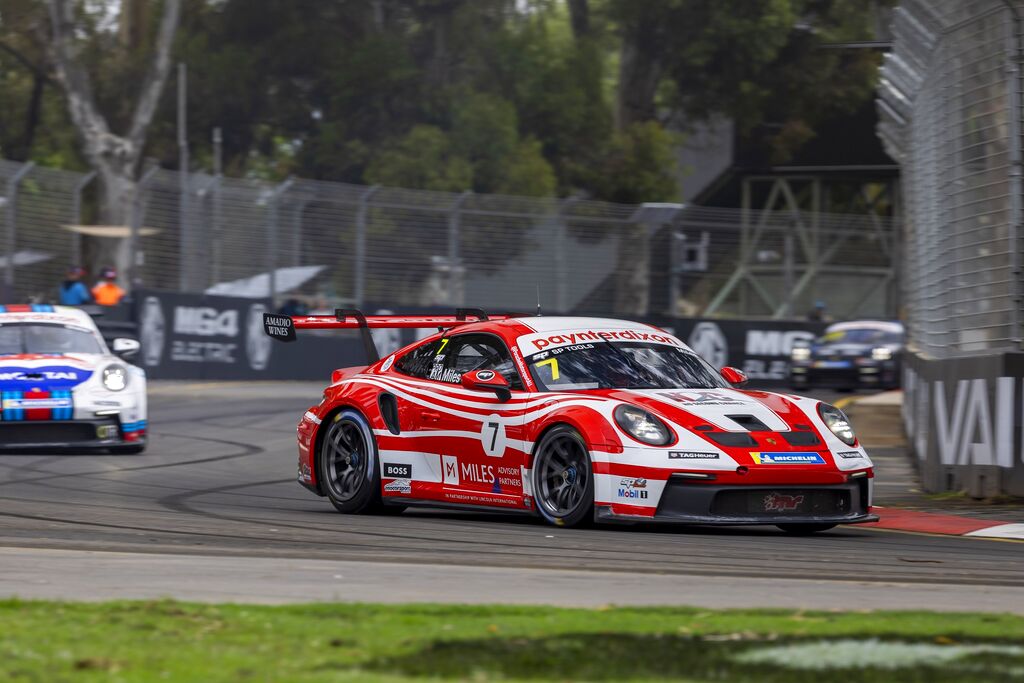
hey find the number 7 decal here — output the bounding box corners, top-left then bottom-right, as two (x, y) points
(481, 417), (506, 457)
(536, 357), (559, 380)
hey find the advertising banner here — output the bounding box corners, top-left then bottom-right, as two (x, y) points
(134, 291), (426, 381)
(134, 291), (827, 387)
(656, 318), (828, 385)
(902, 350), (1024, 497)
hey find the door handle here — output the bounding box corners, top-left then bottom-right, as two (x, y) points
(421, 411), (442, 422)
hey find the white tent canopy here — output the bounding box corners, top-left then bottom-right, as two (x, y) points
(204, 265), (327, 298)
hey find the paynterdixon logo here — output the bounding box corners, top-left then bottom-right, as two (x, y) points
(749, 452), (825, 465)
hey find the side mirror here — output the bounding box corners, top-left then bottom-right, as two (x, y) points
(112, 337), (140, 360)
(720, 366), (748, 387)
(461, 369), (512, 402)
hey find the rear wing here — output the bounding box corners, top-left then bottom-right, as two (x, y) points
(263, 308), (511, 363)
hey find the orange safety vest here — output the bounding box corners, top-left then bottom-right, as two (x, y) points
(92, 282), (125, 306)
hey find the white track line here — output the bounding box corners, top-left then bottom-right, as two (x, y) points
(965, 523), (1024, 540)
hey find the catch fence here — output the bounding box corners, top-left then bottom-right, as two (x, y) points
(878, 0), (1024, 357)
(1, 158), (897, 319)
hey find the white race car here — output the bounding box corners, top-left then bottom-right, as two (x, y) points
(0, 304), (147, 453)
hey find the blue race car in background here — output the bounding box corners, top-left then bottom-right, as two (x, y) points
(789, 321), (904, 390)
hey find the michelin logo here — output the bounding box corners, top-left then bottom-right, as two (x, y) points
(750, 452), (825, 465)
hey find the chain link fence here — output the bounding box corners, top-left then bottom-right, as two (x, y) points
(1, 157), (897, 319)
(0, 159), (91, 300)
(878, 0), (1023, 357)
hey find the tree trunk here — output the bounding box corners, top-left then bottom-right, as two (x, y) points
(94, 165), (138, 280)
(18, 73), (45, 160)
(567, 0), (589, 39)
(616, 23), (662, 130)
(47, 0), (180, 289)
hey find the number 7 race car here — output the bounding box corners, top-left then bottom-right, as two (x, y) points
(265, 310), (877, 533)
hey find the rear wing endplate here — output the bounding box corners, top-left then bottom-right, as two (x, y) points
(263, 308), (508, 363)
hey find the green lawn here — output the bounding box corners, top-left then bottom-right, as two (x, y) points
(2, 600), (1023, 682)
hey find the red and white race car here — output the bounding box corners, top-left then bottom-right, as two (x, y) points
(265, 310), (877, 533)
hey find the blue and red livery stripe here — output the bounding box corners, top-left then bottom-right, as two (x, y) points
(122, 420), (147, 433)
(0, 304), (56, 313)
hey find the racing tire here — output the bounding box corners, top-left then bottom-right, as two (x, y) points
(318, 409), (383, 514)
(776, 523), (837, 535)
(531, 425), (594, 528)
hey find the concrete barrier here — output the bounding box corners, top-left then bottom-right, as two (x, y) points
(903, 350), (1024, 497)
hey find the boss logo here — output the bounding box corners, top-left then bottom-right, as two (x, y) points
(383, 463), (412, 479)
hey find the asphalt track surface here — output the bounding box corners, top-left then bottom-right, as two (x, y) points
(0, 382), (1021, 610)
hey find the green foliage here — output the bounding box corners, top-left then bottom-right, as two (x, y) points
(365, 124), (473, 193)
(499, 137), (557, 197)
(586, 121), (681, 204)
(2, 600), (1024, 682)
(0, 0), (889, 198)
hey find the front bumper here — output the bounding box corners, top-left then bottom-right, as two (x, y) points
(790, 361), (899, 389)
(0, 417), (146, 450)
(597, 478), (876, 525)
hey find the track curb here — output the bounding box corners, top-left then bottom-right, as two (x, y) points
(839, 391), (1024, 540)
(864, 508), (1024, 540)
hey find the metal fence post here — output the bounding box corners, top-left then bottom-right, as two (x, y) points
(128, 166), (160, 293)
(267, 178), (294, 306)
(448, 191), (471, 306)
(211, 127), (223, 288)
(70, 170), (96, 268)
(211, 175), (223, 287)
(354, 185), (379, 307)
(557, 197), (579, 313)
(3, 161), (35, 291)
(670, 230), (684, 316)
(1003, 1), (1024, 347)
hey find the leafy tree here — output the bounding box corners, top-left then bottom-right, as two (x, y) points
(43, 0), (180, 285)
(365, 124), (473, 193)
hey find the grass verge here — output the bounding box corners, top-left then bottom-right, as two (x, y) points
(2, 600), (1024, 682)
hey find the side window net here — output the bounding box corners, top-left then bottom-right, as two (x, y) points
(395, 341), (440, 379)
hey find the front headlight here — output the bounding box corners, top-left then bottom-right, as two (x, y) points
(791, 347), (811, 361)
(818, 403), (856, 446)
(102, 364), (128, 391)
(871, 347), (893, 361)
(614, 405), (672, 446)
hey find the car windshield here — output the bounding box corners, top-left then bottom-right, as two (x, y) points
(525, 341), (728, 391)
(818, 327), (903, 345)
(0, 323), (104, 355)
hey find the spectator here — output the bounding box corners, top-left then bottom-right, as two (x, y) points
(92, 267), (126, 306)
(278, 297), (308, 317)
(807, 300), (828, 322)
(58, 267), (92, 306)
